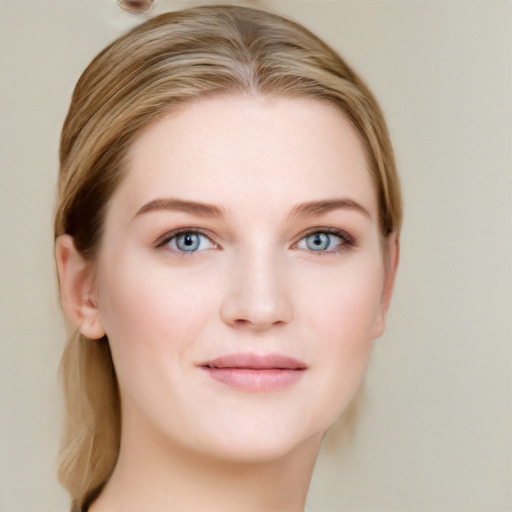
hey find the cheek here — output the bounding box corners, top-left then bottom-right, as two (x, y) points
(300, 260), (384, 424)
(302, 256), (384, 345)
(95, 252), (220, 383)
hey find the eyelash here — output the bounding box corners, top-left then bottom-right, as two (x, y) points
(155, 227), (356, 255)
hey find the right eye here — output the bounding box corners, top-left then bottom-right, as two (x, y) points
(158, 230), (217, 253)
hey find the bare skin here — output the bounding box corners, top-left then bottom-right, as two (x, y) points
(57, 95), (398, 512)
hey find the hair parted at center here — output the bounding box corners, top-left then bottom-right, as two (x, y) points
(54, 4), (402, 510)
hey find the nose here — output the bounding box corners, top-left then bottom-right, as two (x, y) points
(220, 249), (293, 330)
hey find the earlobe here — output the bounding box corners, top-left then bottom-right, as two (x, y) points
(55, 234), (106, 340)
(373, 233), (400, 339)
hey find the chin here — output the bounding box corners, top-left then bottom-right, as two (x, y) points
(198, 428), (324, 465)
(177, 404), (338, 466)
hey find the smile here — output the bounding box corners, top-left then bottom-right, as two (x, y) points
(200, 353), (307, 392)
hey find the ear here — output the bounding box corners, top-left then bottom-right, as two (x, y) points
(373, 233), (400, 339)
(55, 234), (105, 340)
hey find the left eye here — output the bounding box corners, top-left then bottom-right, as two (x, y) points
(297, 231), (346, 252)
(163, 231), (216, 253)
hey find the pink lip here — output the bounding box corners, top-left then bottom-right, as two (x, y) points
(200, 353), (307, 392)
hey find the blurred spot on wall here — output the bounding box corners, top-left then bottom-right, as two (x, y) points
(118, 0), (155, 15)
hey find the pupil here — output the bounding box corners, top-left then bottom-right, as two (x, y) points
(307, 233), (329, 251)
(177, 233), (199, 251)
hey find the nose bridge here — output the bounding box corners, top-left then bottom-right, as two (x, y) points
(221, 241), (293, 329)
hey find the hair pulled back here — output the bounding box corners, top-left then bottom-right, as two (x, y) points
(54, 5), (402, 509)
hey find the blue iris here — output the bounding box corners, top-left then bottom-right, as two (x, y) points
(305, 233), (334, 251)
(175, 232), (202, 252)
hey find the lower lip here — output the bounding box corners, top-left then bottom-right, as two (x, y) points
(201, 367), (305, 392)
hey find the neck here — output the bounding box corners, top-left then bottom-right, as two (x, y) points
(89, 417), (322, 512)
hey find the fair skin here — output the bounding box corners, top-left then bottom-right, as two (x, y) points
(56, 95), (398, 512)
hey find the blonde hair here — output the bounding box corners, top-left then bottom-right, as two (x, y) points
(54, 5), (402, 509)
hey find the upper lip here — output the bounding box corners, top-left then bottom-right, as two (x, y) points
(200, 353), (307, 370)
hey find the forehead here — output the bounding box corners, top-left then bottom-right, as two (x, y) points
(117, 95), (377, 217)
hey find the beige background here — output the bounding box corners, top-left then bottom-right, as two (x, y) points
(1, 0), (510, 511)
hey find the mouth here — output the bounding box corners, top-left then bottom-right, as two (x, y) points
(199, 353), (307, 392)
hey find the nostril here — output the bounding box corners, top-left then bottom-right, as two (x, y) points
(232, 317), (286, 329)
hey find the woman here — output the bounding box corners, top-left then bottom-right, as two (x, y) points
(54, 5), (402, 511)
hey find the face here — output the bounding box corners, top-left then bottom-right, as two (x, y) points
(89, 95), (396, 462)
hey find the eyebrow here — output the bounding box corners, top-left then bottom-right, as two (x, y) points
(290, 199), (371, 219)
(134, 198), (225, 219)
(133, 197), (370, 221)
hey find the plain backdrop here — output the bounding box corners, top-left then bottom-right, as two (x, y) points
(0, 1), (510, 511)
